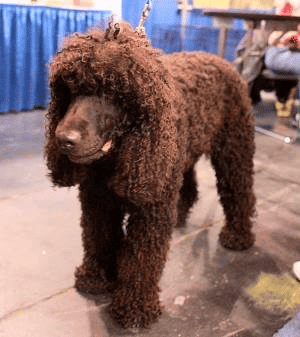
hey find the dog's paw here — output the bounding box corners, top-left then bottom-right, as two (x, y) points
(110, 285), (162, 328)
(219, 227), (255, 251)
(75, 263), (114, 294)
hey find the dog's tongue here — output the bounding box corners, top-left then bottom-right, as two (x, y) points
(101, 139), (112, 152)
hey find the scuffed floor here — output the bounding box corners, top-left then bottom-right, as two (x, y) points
(1, 93), (300, 337)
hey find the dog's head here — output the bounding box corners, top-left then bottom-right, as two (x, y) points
(54, 95), (121, 165)
(45, 21), (179, 202)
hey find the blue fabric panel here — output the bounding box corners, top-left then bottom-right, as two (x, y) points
(224, 28), (246, 62)
(0, 5), (111, 113)
(152, 25), (221, 57)
(184, 26), (219, 54)
(152, 25), (183, 53)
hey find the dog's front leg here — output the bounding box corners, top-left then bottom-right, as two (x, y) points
(75, 184), (124, 294)
(110, 202), (176, 328)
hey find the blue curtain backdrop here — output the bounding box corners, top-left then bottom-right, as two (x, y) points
(123, 0), (274, 58)
(0, 5), (111, 113)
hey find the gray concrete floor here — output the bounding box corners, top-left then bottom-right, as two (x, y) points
(1, 93), (300, 337)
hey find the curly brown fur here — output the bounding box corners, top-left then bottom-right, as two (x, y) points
(45, 21), (256, 328)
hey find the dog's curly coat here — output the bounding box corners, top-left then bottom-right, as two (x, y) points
(45, 21), (256, 328)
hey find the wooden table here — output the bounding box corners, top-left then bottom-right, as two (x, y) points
(203, 9), (300, 57)
(203, 9), (300, 24)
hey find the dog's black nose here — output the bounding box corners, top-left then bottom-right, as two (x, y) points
(56, 130), (81, 151)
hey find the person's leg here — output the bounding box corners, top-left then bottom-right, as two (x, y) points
(275, 83), (297, 117)
(265, 46), (293, 72)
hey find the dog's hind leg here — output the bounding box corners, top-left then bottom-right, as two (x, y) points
(75, 183), (124, 294)
(176, 168), (198, 228)
(210, 116), (256, 251)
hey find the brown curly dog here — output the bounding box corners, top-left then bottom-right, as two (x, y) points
(45, 21), (256, 328)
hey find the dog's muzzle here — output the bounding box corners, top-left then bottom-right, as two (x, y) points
(55, 128), (113, 163)
(55, 129), (82, 154)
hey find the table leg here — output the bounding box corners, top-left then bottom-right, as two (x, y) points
(211, 17), (233, 58)
(218, 27), (228, 58)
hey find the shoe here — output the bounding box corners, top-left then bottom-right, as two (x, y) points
(275, 99), (294, 117)
(292, 261), (300, 281)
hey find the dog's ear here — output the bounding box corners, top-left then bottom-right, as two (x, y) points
(110, 103), (180, 205)
(105, 44), (181, 204)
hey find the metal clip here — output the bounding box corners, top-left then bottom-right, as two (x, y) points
(135, 0), (152, 36)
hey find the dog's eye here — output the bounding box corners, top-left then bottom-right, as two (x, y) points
(105, 117), (117, 129)
(97, 115), (116, 131)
